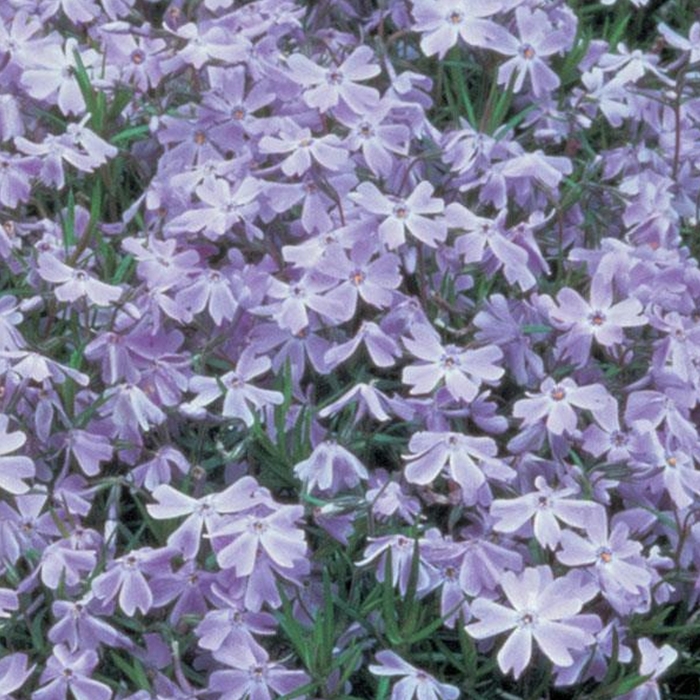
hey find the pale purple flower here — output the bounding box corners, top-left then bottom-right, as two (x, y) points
(49, 597), (131, 652)
(557, 517), (652, 597)
(287, 45), (380, 113)
(259, 123), (348, 177)
(0, 414), (34, 495)
(350, 181), (447, 248)
(402, 325), (504, 402)
(337, 100), (410, 178)
(466, 567), (601, 678)
(490, 477), (604, 550)
(619, 638), (678, 700)
(322, 240), (402, 310)
(325, 320), (402, 369)
(92, 547), (173, 616)
(0, 653), (33, 698)
(38, 537), (97, 589)
(147, 476), (271, 558)
(659, 22), (700, 64)
(369, 651), (460, 700)
(0, 151), (38, 208)
(293, 440), (368, 494)
(357, 534), (436, 596)
(20, 37), (98, 115)
(33, 645), (111, 700)
(37, 252), (122, 305)
(169, 22), (250, 70)
(404, 431), (512, 504)
(0, 588), (18, 618)
(208, 645), (310, 700)
(61, 429), (113, 477)
(212, 505), (308, 576)
(446, 204), (536, 291)
(489, 8), (571, 96)
(513, 377), (613, 436)
(195, 585), (276, 659)
(185, 349), (283, 426)
(412, 0), (506, 59)
(547, 274), (646, 365)
(263, 274), (347, 335)
(165, 176), (262, 240)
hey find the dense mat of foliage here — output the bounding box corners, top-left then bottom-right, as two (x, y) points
(1, 0), (700, 698)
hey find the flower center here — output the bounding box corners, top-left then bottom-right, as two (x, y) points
(327, 70), (343, 85)
(131, 49), (146, 65)
(520, 44), (536, 59)
(351, 270), (365, 286)
(233, 107), (246, 120)
(550, 387), (566, 401)
(393, 203), (410, 219)
(448, 10), (463, 24)
(194, 131), (207, 145)
(597, 547), (613, 564)
(589, 311), (606, 326)
(519, 611), (536, 627)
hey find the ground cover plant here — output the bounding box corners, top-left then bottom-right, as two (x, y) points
(2, 0), (700, 697)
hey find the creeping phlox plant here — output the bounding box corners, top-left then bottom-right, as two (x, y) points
(1, 0), (700, 698)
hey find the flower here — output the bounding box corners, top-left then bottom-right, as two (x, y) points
(488, 8), (571, 96)
(466, 566), (601, 678)
(37, 253), (122, 306)
(293, 440), (369, 494)
(185, 349), (283, 425)
(490, 477), (604, 550)
(402, 324), (504, 402)
(350, 181), (447, 248)
(412, 0), (505, 59)
(208, 645), (309, 700)
(0, 414), (34, 495)
(33, 645), (111, 700)
(369, 651), (460, 700)
(513, 377), (613, 436)
(287, 45), (380, 113)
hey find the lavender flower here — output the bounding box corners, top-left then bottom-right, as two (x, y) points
(33, 645), (111, 700)
(287, 45), (380, 113)
(466, 566), (601, 678)
(369, 651), (459, 700)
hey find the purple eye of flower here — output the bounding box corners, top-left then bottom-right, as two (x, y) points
(63, 668), (74, 679)
(74, 270), (87, 282)
(597, 547), (613, 564)
(447, 11), (463, 24)
(396, 536), (411, 548)
(441, 354), (458, 368)
(519, 611), (536, 627)
(251, 519), (267, 534)
(292, 285), (304, 298)
(232, 106), (246, 120)
(358, 122), (374, 138)
(611, 431), (628, 447)
(327, 70), (343, 85)
(666, 455), (677, 467)
(305, 182), (318, 195)
(550, 387), (566, 401)
(351, 270), (365, 285)
(444, 565), (457, 580)
(589, 311), (606, 326)
(520, 44), (536, 59)
(250, 665), (265, 681)
(131, 49), (146, 65)
(124, 555), (138, 568)
(299, 138), (313, 148)
(537, 495), (549, 508)
(193, 131), (207, 145)
(393, 203), (410, 219)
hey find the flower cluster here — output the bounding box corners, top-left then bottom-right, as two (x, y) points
(0, 0), (698, 698)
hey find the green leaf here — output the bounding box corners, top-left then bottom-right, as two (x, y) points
(109, 652), (151, 690)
